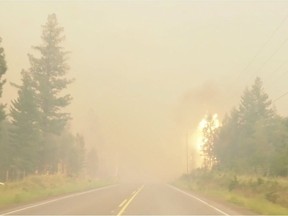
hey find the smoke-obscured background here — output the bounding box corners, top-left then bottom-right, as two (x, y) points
(1, 1), (288, 180)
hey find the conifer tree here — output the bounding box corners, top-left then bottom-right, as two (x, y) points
(10, 70), (40, 173)
(29, 14), (72, 135)
(0, 37), (8, 180)
(238, 77), (273, 128)
(214, 77), (275, 174)
(27, 14), (72, 173)
(0, 37), (7, 121)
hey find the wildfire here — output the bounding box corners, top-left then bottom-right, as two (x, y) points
(193, 113), (220, 168)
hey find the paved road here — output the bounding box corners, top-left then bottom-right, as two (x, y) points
(1, 183), (250, 215)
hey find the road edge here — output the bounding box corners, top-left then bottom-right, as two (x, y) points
(1, 184), (119, 215)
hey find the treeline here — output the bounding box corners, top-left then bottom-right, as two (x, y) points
(0, 14), (95, 181)
(202, 77), (288, 176)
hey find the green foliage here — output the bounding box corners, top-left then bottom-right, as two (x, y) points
(174, 171), (288, 214)
(214, 109), (242, 171)
(0, 13), (103, 182)
(4, 14), (86, 178)
(0, 120), (12, 181)
(238, 77), (273, 127)
(0, 37), (7, 121)
(25, 14), (73, 174)
(0, 174), (112, 209)
(29, 13), (72, 135)
(10, 70), (41, 174)
(268, 117), (288, 176)
(228, 175), (239, 191)
(265, 191), (278, 203)
(190, 76), (288, 213)
(213, 77), (288, 176)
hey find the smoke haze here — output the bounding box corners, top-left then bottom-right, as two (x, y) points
(1, 1), (288, 181)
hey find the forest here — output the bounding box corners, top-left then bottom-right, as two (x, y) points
(0, 14), (94, 182)
(201, 77), (288, 177)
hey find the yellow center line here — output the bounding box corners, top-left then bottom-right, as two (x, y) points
(117, 185), (145, 216)
(118, 199), (128, 208)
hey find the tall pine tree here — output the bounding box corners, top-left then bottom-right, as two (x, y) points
(28, 14), (72, 173)
(238, 77), (273, 129)
(29, 14), (72, 135)
(214, 77), (275, 174)
(0, 37), (7, 121)
(0, 37), (8, 180)
(238, 77), (274, 173)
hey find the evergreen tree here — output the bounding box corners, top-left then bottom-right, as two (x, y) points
(10, 70), (40, 174)
(27, 14), (72, 173)
(0, 37), (7, 121)
(238, 77), (273, 128)
(268, 116), (288, 176)
(29, 13), (72, 135)
(0, 120), (11, 181)
(238, 77), (274, 173)
(214, 77), (275, 174)
(0, 37), (8, 181)
(214, 109), (243, 171)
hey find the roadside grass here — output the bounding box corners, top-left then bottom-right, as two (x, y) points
(0, 174), (114, 210)
(173, 172), (288, 215)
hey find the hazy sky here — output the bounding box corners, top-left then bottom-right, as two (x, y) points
(1, 0), (288, 180)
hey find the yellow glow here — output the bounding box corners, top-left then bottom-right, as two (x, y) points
(198, 118), (208, 130)
(194, 113), (220, 166)
(196, 115), (208, 151)
(212, 114), (220, 129)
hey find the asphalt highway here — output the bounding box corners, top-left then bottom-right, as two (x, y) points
(1, 183), (250, 215)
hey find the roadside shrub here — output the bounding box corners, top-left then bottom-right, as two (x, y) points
(257, 177), (264, 185)
(265, 191), (278, 203)
(228, 176), (239, 191)
(277, 193), (288, 208)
